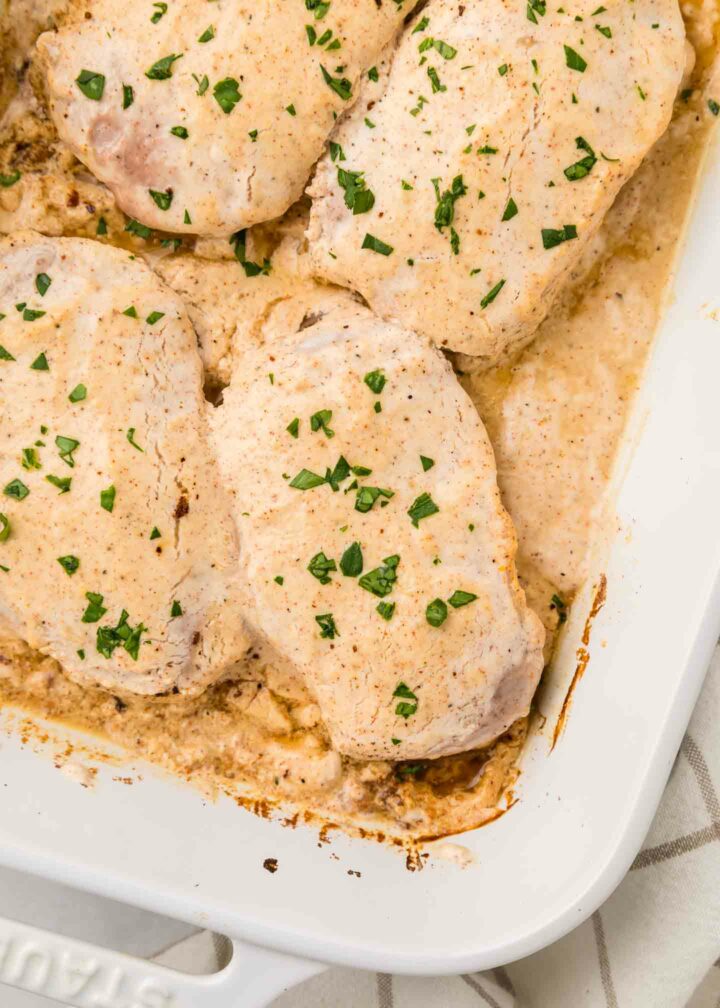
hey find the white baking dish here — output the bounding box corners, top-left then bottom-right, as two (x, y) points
(0, 125), (718, 1007)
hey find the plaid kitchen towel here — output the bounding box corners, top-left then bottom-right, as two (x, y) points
(160, 644), (720, 1008)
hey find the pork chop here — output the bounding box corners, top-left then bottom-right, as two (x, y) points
(37, 0), (410, 236)
(0, 232), (250, 695)
(308, 0), (686, 363)
(211, 291), (545, 760)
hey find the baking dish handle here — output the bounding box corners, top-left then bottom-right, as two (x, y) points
(0, 914), (326, 1007)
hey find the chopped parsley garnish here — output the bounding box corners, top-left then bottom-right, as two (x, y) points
(407, 492), (439, 527)
(75, 70), (105, 100)
(171, 600), (183, 618)
(290, 468), (326, 490)
(430, 39), (457, 59)
(329, 141), (345, 162)
(361, 234), (393, 256)
(36, 273), (51, 297)
(193, 73), (209, 95)
(376, 601), (395, 621)
(125, 218), (153, 240)
(427, 66), (446, 93)
(320, 65), (351, 101)
(229, 229), (272, 277)
(481, 278), (506, 308)
(433, 175), (467, 251)
(100, 485), (116, 512)
(315, 613), (338, 639)
(68, 383), (87, 403)
(0, 346), (15, 361)
(21, 447), (40, 470)
(96, 609), (147, 661)
(364, 369), (386, 394)
(541, 224), (578, 249)
(355, 485), (394, 513)
(57, 555), (79, 576)
(310, 409), (335, 438)
(126, 428), (144, 451)
(502, 197), (518, 221)
(198, 25), (215, 43)
(527, 0), (546, 23)
(426, 598), (448, 627)
(308, 551), (337, 584)
(151, 2), (167, 23)
(393, 682), (418, 719)
(82, 592), (107, 623)
(340, 541), (363, 577)
(448, 589), (478, 608)
(146, 310), (165, 324)
(564, 136), (596, 180)
(498, 63), (509, 76)
(149, 188), (173, 211)
(413, 15), (430, 33)
(122, 85), (134, 109)
(708, 99), (720, 116)
(325, 455), (351, 490)
(551, 592), (568, 623)
(46, 474), (71, 494)
(0, 513), (10, 541)
(146, 54), (183, 80)
(24, 310), (46, 323)
(150, 527), (161, 540)
(123, 306), (138, 318)
(359, 555), (399, 598)
(420, 455), (434, 472)
(286, 417), (300, 438)
(0, 170), (20, 187)
(337, 168), (375, 215)
(274, 575), (284, 585)
(306, 0), (331, 19)
(30, 352), (49, 370)
(368, 66), (379, 81)
(4, 479), (28, 500)
(564, 45), (587, 72)
(55, 435), (79, 467)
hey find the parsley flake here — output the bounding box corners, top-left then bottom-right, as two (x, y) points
(315, 612), (338, 639)
(76, 69), (105, 100)
(362, 234), (393, 256)
(340, 541), (363, 577)
(408, 492), (439, 527)
(146, 54), (183, 80)
(448, 589), (478, 608)
(57, 555), (79, 576)
(426, 598), (448, 627)
(100, 485), (116, 512)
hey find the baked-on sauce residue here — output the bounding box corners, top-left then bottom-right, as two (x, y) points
(551, 575), (608, 750)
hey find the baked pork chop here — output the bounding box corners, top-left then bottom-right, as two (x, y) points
(0, 232), (249, 695)
(308, 0), (686, 363)
(211, 291), (544, 761)
(37, 0), (410, 237)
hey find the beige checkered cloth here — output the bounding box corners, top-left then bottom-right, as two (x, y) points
(164, 646), (720, 1008)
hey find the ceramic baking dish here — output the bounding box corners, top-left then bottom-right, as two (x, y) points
(0, 126), (718, 1008)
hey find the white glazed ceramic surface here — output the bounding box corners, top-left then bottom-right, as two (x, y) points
(0, 129), (718, 1008)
